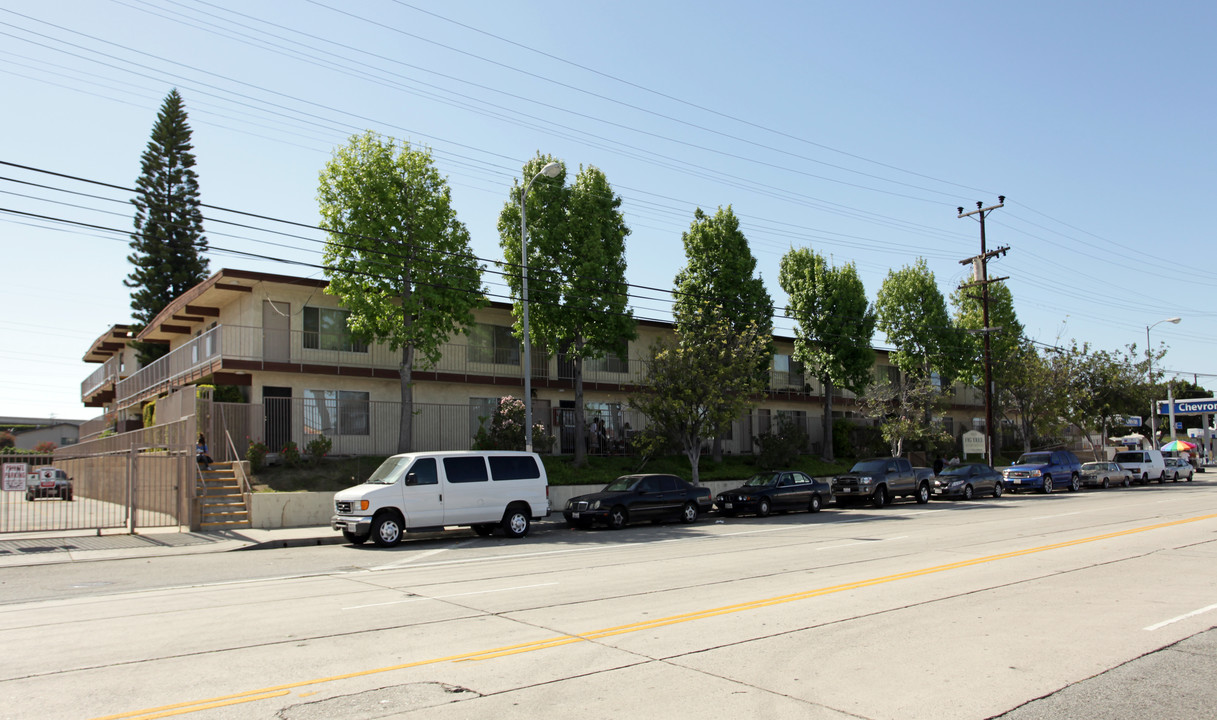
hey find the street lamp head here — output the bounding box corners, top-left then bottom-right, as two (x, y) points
(1167, 317), (1182, 325)
(540, 162), (562, 178)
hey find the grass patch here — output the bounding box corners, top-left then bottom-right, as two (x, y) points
(252, 453), (857, 492)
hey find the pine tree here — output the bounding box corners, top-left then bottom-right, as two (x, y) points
(125, 89), (209, 364)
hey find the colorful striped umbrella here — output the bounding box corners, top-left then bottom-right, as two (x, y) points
(1160, 439), (1197, 452)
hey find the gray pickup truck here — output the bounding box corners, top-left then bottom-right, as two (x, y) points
(831, 457), (931, 508)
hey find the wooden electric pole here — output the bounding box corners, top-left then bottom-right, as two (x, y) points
(958, 197), (1008, 467)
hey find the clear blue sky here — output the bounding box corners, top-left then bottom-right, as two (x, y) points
(2, 0), (1214, 421)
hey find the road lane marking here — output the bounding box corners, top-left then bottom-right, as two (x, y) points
(1144, 602), (1217, 631)
(817, 536), (908, 551)
(370, 538), (477, 571)
(343, 582), (558, 610)
(1026, 511), (1084, 521)
(94, 511), (1217, 720)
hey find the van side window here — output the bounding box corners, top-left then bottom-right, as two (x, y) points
(408, 458), (438, 485)
(444, 456), (489, 483)
(489, 455), (541, 481)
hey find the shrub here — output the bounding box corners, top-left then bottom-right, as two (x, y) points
(246, 439), (268, 472)
(142, 400), (156, 428)
(471, 395), (553, 452)
(754, 415), (808, 470)
(34, 441), (58, 453)
(305, 434), (332, 464)
(0, 431), (14, 449)
(282, 440), (302, 468)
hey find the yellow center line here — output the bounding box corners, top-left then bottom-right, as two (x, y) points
(95, 512), (1217, 719)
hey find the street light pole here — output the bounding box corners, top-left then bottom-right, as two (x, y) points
(1146, 316), (1182, 443)
(520, 162), (561, 453)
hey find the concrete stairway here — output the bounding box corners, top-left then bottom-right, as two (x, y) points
(199, 462), (250, 529)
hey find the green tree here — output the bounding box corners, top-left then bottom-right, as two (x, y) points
(498, 155), (635, 466)
(951, 280), (1024, 391)
(1000, 341), (1069, 452)
(779, 248), (875, 461)
(318, 131), (485, 453)
(875, 258), (964, 384)
(672, 206), (774, 461)
(1062, 342), (1154, 457)
(630, 309), (770, 484)
(857, 375), (950, 458)
(125, 89), (209, 365)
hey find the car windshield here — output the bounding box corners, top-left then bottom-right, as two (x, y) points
(365, 456), (411, 485)
(938, 465), (972, 477)
(1113, 452), (1143, 463)
(744, 473), (781, 487)
(850, 460), (888, 473)
(1014, 453), (1052, 465)
(604, 476), (641, 492)
(1081, 462), (1105, 470)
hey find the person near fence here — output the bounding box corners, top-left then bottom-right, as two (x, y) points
(196, 434), (213, 472)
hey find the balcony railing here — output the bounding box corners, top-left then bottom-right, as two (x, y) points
(82, 355), (122, 398)
(111, 323), (977, 408)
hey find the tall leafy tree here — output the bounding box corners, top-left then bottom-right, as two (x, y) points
(125, 89), (209, 365)
(498, 155), (635, 466)
(1000, 341), (1069, 452)
(630, 309), (770, 484)
(875, 258), (964, 385)
(779, 248), (875, 461)
(672, 206), (774, 460)
(318, 131), (485, 453)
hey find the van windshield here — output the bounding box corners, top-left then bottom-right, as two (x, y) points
(1113, 452), (1144, 463)
(366, 456), (412, 485)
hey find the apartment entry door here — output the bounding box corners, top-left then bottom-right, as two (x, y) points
(263, 300), (290, 363)
(263, 386), (292, 454)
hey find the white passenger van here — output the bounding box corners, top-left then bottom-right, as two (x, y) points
(331, 451), (550, 547)
(1112, 449), (1167, 484)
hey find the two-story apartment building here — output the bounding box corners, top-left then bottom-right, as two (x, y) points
(79, 268), (987, 459)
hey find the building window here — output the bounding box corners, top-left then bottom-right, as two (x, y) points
(469, 323), (520, 365)
(304, 307), (368, 353)
(585, 341), (629, 374)
(304, 390), (370, 436)
(773, 354), (804, 388)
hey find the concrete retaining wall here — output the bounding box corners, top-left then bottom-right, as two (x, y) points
(250, 480), (743, 529)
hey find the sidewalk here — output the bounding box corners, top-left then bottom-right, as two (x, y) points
(0, 525), (343, 567)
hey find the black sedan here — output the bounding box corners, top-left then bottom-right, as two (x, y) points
(932, 463), (1003, 500)
(715, 470), (830, 517)
(563, 474), (713, 529)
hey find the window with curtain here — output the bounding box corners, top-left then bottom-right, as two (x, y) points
(468, 323), (520, 365)
(303, 307), (368, 353)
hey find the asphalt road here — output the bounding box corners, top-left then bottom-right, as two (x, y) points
(1, 480), (1215, 719)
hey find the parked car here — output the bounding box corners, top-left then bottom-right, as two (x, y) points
(564, 474), (712, 529)
(26, 467), (73, 501)
(932, 463), (1003, 499)
(331, 451), (550, 547)
(715, 470), (831, 517)
(1002, 450), (1083, 493)
(1079, 461), (1132, 489)
(1113, 449), (1167, 484)
(1164, 457), (1195, 482)
(831, 457), (932, 507)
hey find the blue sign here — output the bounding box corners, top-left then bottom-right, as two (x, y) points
(1157, 398), (1217, 415)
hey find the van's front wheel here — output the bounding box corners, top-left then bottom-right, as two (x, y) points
(371, 514), (403, 548)
(501, 505), (531, 538)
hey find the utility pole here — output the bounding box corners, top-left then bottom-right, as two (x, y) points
(958, 197), (1008, 467)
